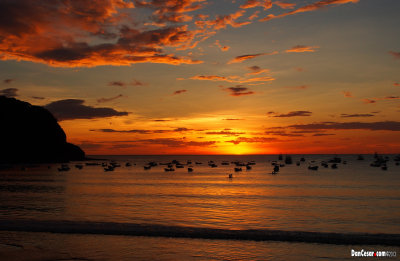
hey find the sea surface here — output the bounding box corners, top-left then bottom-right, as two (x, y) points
(0, 154), (399, 260)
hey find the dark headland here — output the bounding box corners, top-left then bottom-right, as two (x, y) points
(0, 96), (85, 164)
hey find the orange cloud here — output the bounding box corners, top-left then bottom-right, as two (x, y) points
(202, 10), (251, 30)
(228, 52), (277, 64)
(389, 51), (400, 59)
(342, 91), (353, 97)
(260, 0), (359, 22)
(215, 40), (230, 51)
(240, 0), (273, 10)
(0, 0), (204, 67)
(286, 45), (319, 53)
(274, 1), (296, 9)
(285, 85), (308, 90)
(363, 99), (376, 104)
(249, 11), (261, 20)
(190, 74), (274, 83)
(135, 0), (206, 23)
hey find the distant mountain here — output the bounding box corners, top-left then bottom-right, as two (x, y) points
(0, 96), (85, 163)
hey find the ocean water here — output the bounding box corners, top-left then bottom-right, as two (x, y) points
(0, 154), (399, 260)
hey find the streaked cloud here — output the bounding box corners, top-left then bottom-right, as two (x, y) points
(240, 0), (273, 10)
(274, 1), (296, 9)
(288, 121), (400, 131)
(190, 74), (274, 83)
(109, 79), (146, 87)
(285, 45), (319, 53)
(260, 0), (359, 22)
(226, 137), (279, 145)
(205, 130), (245, 136)
(91, 127), (195, 134)
(265, 130), (304, 137)
(313, 133), (335, 136)
(173, 89), (187, 95)
(228, 52), (277, 64)
(340, 113), (374, 118)
(285, 85), (308, 90)
(269, 111), (312, 117)
(135, 138), (217, 147)
(97, 94), (123, 103)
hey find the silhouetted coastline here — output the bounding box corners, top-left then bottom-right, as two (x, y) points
(0, 96), (85, 164)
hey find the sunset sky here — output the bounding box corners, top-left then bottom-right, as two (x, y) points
(0, 0), (399, 154)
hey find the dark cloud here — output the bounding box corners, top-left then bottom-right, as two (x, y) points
(44, 99), (129, 121)
(205, 131), (245, 136)
(224, 85), (255, 97)
(108, 81), (127, 87)
(228, 52), (277, 64)
(0, 0), (202, 67)
(136, 138), (216, 147)
(340, 113), (374, 118)
(31, 96), (46, 100)
(288, 121), (400, 131)
(131, 79), (145, 86)
(223, 118), (244, 121)
(226, 137), (279, 145)
(153, 119), (171, 122)
(362, 99), (376, 104)
(291, 130), (325, 134)
(97, 94), (123, 103)
(313, 133), (336, 136)
(0, 88), (18, 97)
(173, 89), (187, 95)
(3, 79), (14, 84)
(265, 131), (304, 137)
(272, 111), (312, 117)
(174, 127), (193, 132)
(285, 85), (308, 90)
(246, 65), (269, 75)
(91, 129), (152, 134)
(91, 127), (193, 134)
(383, 96), (400, 100)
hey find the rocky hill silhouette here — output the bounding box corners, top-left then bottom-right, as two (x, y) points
(0, 96), (85, 163)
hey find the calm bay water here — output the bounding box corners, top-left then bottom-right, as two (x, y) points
(0, 154), (399, 260)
